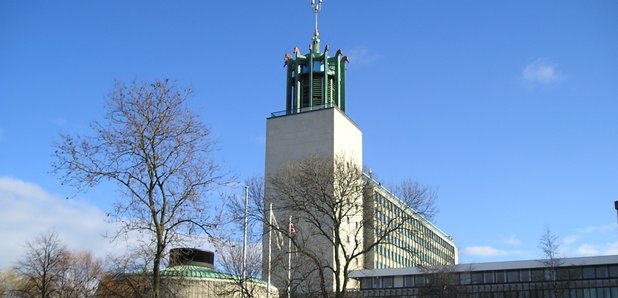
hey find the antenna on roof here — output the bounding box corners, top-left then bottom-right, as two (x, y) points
(311, 0), (323, 38)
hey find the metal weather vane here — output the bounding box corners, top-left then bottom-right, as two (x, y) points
(311, 0), (323, 38)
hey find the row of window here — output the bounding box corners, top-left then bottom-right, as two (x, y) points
(358, 288), (618, 298)
(374, 190), (454, 253)
(360, 265), (618, 290)
(372, 190), (456, 269)
(461, 288), (618, 298)
(374, 243), (455, 270)
(461, 265), (618, 285)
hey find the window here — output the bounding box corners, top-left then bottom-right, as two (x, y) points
(372, 277), (381, 289)
(394, 276), (403, 288)
(557, 268), (570, 280)
(604, 288), (611, 298)
(383, 276), (394, 288)
(596, 266), (609, 278)
(544, 269), (556, 281)
(414, 275), (426, 286)
(472, 272), (484, 284)
(609, 265), (618, 278)
(459, 272), (472, 285)
(583, 267), (596, 279)
(484, 272), (495, 283)
(570, 267), (583, 279)
(507, 270), (520, 282)
(531, 269), (544, 281)
(496, 271), (506, 283)
(404, 275), (414, 287)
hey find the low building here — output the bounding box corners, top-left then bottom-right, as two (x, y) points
(97, 248), (277, 298)
(349, 255), (618, 297)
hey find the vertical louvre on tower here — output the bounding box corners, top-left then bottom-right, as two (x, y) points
(284, 36), (347, 115)
(328, 77), (334, 106)
(312, 75), (322, 106)
(300, 75), (325, 108)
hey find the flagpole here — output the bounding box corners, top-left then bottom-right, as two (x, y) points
(241, 186), (248, 298)
(287, 215), (292, 298)
(267, 202), (272, 298)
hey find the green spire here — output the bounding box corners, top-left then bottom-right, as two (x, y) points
(282, 0), (349, 115)
(312, 0), (322, 53)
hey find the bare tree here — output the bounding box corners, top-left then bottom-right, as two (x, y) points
(392, 179), (438, 221)
(214, 239), (263, 298)
(538, 226), (566, 298)
(227, 177), (267, 233)
(264, 155), (438, 298)
(14, 231), (69, 298)
(60, 251), (104, 297)
(96, 252), (155, 298)
(418, 264), (462, 298)
(220, 181), (270, 297)
(539, 227), (562, 267)
(0, 269), (23, 298)
(12, 231), (104, 298)
(53, 79), (224, 298)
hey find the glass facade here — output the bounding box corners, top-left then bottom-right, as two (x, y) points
(352, 256), (618, 298)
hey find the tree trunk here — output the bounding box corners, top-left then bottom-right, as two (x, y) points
(153, 244), (162, 298)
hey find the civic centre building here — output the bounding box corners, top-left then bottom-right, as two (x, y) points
(261, 2), (457, 296)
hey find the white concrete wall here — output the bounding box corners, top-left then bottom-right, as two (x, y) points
(263, 108), (363, 294)
(264, 108), (362, 177)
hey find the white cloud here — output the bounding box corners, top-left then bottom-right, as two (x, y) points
(521, 59), (565, 85)
(0, 177), (123, 269)
(576, 244), (600, 256)
(571, 242), (618, 257)
(603, 242), (618, 255)
(347, 47), (381, 66)
(504, 235), (521, 246)
(463, 246), (509, 257)
(579, 224), (614, 234)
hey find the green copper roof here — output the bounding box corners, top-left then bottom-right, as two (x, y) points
(160, 265), (266, 285)
(161, 265), (236, 280)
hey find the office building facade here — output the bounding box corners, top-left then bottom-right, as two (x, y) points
(350, 255), (618, 297)
(363, 177), (458, 270)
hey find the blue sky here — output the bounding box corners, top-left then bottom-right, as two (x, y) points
(1, 1), (617, 268)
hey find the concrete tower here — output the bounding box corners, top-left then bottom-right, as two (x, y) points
(262, 1), (362, 295)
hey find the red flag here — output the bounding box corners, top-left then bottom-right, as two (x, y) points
(289, 222), (297, 237)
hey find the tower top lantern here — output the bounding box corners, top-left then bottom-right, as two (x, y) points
(280, 0), (350, 116)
